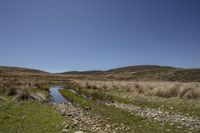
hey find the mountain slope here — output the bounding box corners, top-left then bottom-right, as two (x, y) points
(1, 65), (200, 82)
(60, 65), (200, 82)
(0, 66), (49, 75)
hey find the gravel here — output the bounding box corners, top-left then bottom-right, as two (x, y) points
(105, 102), (200, 131)
(52, 103), (130, 133)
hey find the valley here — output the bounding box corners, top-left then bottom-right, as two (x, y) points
(0, 65), (200, 133)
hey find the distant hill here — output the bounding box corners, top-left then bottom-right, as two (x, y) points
(0, 66), (49, 75)
(62, 70), (103, 74)
(1, 65), (200, 82)
(60, 65), (200, 82)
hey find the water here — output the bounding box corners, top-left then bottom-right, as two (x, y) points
(49, 86), (70, 104)
(49, 86), (92, 104)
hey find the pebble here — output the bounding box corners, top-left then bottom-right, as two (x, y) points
(106, 102), (200, 131)
(64, 124), (69, 129)
(62, 129), (68, 133)
(74, 131), (83, 133)
(53, 103), (129, 132)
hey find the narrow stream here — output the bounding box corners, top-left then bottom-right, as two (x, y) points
(49, 86), (70, 104)
(49, 86), (92, 104)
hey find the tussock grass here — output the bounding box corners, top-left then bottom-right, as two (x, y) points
(74, 80), (200, 99)
(0, 87), (49, 102)
(0, 78), (52, 102)
(66, 82), (200, 117)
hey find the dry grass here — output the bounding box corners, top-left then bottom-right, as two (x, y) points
(74, 80), (200, 100)
(0, 78), (51, 102)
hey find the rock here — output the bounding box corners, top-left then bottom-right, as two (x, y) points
(113, 124), (118, 127)
(121, 126), (126, 130)
(85, 107), (90, 110)
(125, 127), (130, 131)
(106, 102), (200, 131)
(67, 113), (73, 116)
(74, 131), (83, 133)
(107, 118), (111, 121)
(64, 124), (69, 129)
(61, 113), (65, 116)
(181, 118), (185, 121)
(106, 124), (111, 128)
(95, 127), (100, 132)
(62, 129), (68, 133)
(73, 120), (79, 126)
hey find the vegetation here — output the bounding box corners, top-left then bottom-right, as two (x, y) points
(0, 65), (200, 132)
(66, 82), (200, 117)
(60, 88), (187, 133)
(0, 98), (67, 133)
(60, 65), (200, 82)
(75, 80), (200, 100)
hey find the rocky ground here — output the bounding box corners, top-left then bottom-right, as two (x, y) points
(52, 103), (131, 133)
(105, 102), (200, 132)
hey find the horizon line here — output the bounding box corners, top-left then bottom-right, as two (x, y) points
(1, 64), (200, 73)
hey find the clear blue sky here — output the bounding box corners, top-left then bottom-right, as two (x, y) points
(0, 0), (200, 72)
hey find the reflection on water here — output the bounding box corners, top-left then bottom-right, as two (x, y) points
(49, 86), (70, 104)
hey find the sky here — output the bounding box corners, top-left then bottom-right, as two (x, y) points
(0, 0), (200, 72)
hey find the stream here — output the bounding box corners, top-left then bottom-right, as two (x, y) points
(49, 86), (70, 104)
(49, 86), (93, 104)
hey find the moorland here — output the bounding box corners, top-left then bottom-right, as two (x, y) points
(0, 65), (200, 133)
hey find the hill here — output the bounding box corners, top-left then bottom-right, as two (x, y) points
(60, 65), (200, 82)
(1, 65), (200, 82)
(0, 66), (49, 75)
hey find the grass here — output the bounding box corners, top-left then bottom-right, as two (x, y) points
(0, 86), (50, 102)
(66, 82), (200, 117)
(74, 80), (200, 99)
(60, 65), (200, 81)
(111, 92), (200, 117)
(0, 98), (68, 133)
(87, 87), (200, 117)
(60, 88), (187, 133)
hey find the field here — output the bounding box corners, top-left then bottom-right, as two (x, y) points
(0, 66), (200, 133)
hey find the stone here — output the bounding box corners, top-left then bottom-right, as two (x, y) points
(67, 113), (73, 116)
(74, 131), (83, 133)
(107, 118), (111, 121)
(106, 124), (111, 128)
(166, 129), (171, 132)
(64, 124), (69, 129)
(85, 107), (90, 110)
(62, 129), (68, 133)
(181, 118), (185, 121)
